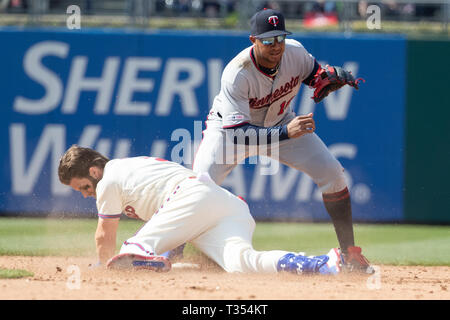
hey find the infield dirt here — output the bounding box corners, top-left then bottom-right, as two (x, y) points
(0, 256), (449, 300)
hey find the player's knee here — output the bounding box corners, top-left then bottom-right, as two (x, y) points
(318, 167), (348, 194)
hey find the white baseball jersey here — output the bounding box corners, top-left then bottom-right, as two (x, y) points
(95, 157), (194, 221)
(95, 157), (292, 273)
(113, 163), (290, 273)
(209, 39), (315, 128)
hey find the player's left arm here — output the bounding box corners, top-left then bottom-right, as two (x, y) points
(95, 217), (120, 265)
(303, 60), (364, 103)
(289, 41), (363, 103)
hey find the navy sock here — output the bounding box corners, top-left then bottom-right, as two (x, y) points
(322, 187), (355, 254)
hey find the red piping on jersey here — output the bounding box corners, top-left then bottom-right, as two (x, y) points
(237, 195), (247, 203)
(223, 121), (249, 129)
(250, 47), (276, 79)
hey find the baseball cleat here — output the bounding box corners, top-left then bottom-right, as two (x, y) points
(341, 246), (374, 274)
(106, 253), (171, 272)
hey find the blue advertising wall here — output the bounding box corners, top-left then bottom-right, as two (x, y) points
(0, 27), (406, 221)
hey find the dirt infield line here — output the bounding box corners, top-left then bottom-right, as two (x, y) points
(0, 256), (449, 300)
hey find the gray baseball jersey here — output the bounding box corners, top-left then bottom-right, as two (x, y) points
(193, 38), (347, 195)
(209, 39), (315, 128)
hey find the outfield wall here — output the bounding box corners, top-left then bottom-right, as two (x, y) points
(0, 27), (444, 223)
(404, 39), (450, 224)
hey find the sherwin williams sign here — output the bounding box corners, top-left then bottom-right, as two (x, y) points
(0, 28), (406, 221)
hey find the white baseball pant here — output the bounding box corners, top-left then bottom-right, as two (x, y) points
(118, 175), (288, 273)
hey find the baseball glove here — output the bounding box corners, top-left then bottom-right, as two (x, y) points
(311, 65), (364, 103)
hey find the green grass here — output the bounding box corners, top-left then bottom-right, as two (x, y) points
(0, 268), (34, 279)
(0, 217), (136, 256)
(252, 223), (450, 266)
(0, 217), (449, 266)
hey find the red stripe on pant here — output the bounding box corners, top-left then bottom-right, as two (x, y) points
(322, 187), (350, 202)
(123, 241), (153, 255)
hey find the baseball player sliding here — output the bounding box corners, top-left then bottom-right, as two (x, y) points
(192, 8), (372, 273)
(58, 145), (343, 275)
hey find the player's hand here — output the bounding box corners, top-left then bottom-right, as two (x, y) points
(287, 113), (315, 139)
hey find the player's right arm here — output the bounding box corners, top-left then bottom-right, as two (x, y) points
(95, 217), (120, 264)
(95, 178), (123, 265)
(285, 113), (315, 138)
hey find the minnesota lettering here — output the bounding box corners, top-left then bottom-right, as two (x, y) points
(249, 76), (299, 109)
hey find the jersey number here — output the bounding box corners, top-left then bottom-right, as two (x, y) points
(124, 205), (139, 219)
(278, 97), (295, 115)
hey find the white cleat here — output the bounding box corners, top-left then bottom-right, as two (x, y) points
(318, 248), (343, 275)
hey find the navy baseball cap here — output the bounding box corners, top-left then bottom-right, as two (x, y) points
(250, 8), (292, 39)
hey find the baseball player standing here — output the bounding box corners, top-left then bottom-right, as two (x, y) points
(58, 145), (344, 274)
(192, 8), (372, 273)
